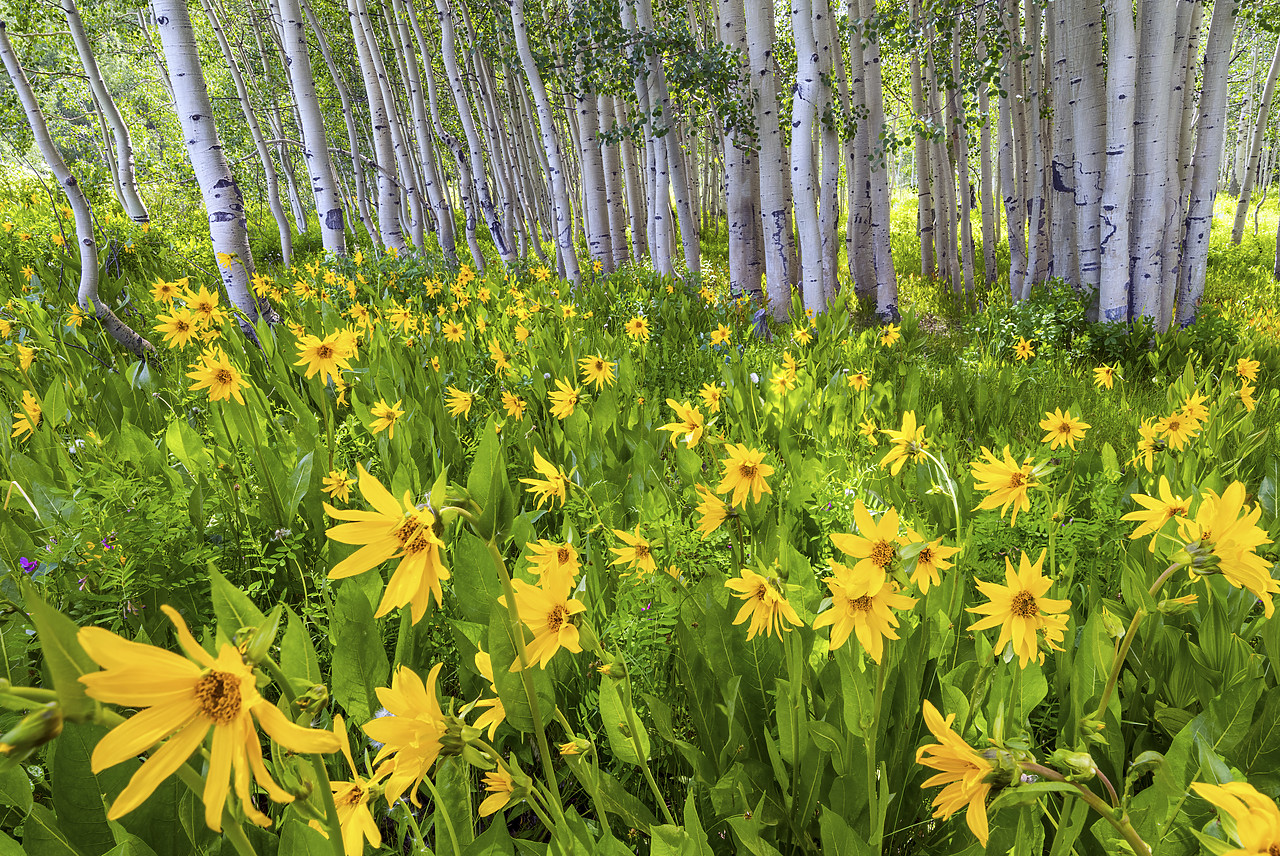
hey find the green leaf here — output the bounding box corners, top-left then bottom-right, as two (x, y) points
(278, 818), (331, 856)
(486, 607), (554, 732)
(598, 675), (650, 766)
(467, 420), (513, 540)
(22, 583), (95, 721)
(463, 814), (514, 856)
(0, 764), (32, 813)
(280, 608), (323, 686)
(0, 831), (25, 856)
(164, 420), (210, 474)
(25, 804), (84, 856)
(209, 568), (266, 639)
(52, 722), (130, 856)
(434, 757), (475, 849)
(330, 585), (389, 723)
(451, 531), (505, 625)
(284, 451), (314, 517)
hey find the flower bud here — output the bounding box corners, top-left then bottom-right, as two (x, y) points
(0, 702), (63, 762)
(1049, 749), (1098, 781)
(1157, 594), (1198, 616)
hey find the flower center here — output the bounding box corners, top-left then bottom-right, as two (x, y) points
(215, 369), (233, 385)
(547, 604), (567, 633)
(392, 513), (428, 549)
(1269, 844), (1280, 856)
(557, 547), (571, 564)
(316, 345), (333, 359)
(1010, 590), (1039, 618)
(635, 544), (650, 559)
(739, 464), (757, 480)
(195, 670), (242, 724)
(176, 320), (189, 332)
(1058, 422), (1071, 434)
(1008, 472), (1026, 488)
(1168, 418), (1181, 432)
(752, 583), (769, 601)
(919, 547), (934, 564)
(850, 595), (874, 612)
(871, 540), (895, 568)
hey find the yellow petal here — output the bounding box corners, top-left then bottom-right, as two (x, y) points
(92, 696), (201, 770)
(107, 719), (209, 821)
(252, 700), (342, 754)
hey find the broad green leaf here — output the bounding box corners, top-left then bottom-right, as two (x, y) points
(598, 675), (651, 765)
(0, 765), (31, 813)
(486, 607), (554, 732)
(209, 568), (266, 642)
(451, 530), (505, 625)
(24, 804), (83, 856)
(330, 585), (389, 723)
(22, 583), (95, 721)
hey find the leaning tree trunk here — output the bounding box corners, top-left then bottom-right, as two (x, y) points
(435, 0), (514, 262)
(150, 0), (273, 328)
(346, 0), (404, 250)
(1232, 36), (1280, 244)
(1068, 0), (1106, 294)
(509, 0), (581, 285)
(60, 0), (149, 222)
(719, 0), (760, 299)
(0, 22), (152, 354)
(1174, 0), (1240, 327)
(272, 0), (345, 255)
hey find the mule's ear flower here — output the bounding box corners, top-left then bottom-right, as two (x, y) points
(716, 444), (775, 506)
(724, 568), (802, 640)
(1191, 781), (1280, 855)
(916, 700), (994, 845)
(970, 446), (1037, 525)
(967, 550), (1070, 667)
(78, 605), (340, 831)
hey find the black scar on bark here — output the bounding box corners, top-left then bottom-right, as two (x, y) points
(325, 209), (344, 230)
(157, 15), (169, 23)
(213, 178), (234, 189)
(211, 211), (234, 222)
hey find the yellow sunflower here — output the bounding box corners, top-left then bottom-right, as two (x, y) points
(368, 399), (405, 439)
(1121, 476), (1190, 553)
(814, 560), (917, 662)
(724, 568), (802, 640)
(970, 445), (1038, 525)
(967, 550), (1070, 667)
(830, 501), (902, 590)
(716, 444), (775, 506)
(916, 700), (994, 845)
(610, 528), (657, 576)
(659, 399), (705, 448)
(363, 664), (447, 805)
(187, 349), (247, 405)
(548, 379), (581, 420)
(323, 464), (449, 623)
(1038, 408), (1090, 450)
(880, 411), (929, 475)
(501, 577), (587, 669)
(519, 449), (569, 508)
(1191, 780), (1280, 856)
(1176, 482), (1277, 617)
(578, 354), (616, 390)
(78, 605), (340, 831)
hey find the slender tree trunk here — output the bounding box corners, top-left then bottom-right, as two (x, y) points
(345, 0), (404, 250)
(0, 22), (152, 354)
(616, 97), (648, 262)
(271, 0), (345, 255)
(300, 0), (376, 246)
(1233, 38), (1280, 243)
(60, 0), (149, 222)
(791, 0), (824, 312)
(858, 0), (896, 316)
(1067, 0), (1106, 294)
(814, 0), (840, 305)
(599, 94), (628, 267)
(151, 0), (272, 328)
(910, 0), (934, 279)
(1174, 0), (1240, 327)
(575, 59), (613, 269)
(509, 0), (581, 284)
(950, 23), (974, 297)
(976, 4), (996, 286)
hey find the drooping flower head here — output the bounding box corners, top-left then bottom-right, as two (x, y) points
(724, 568), (803, 640)
(610, 528), (657, 577)
(970, 446), (1038, 526)
(659, 400), (705, 448)
(693, 484), (729, 537)
(445, 386), (477, 419)
(519, 449), (569, 508)
(967, 550), (1070, 667)
(1176, 482), (1277, 617)
(548, 379), (581, 420)
(1191, 780), (1280, 856)
(916, 700), (995, 845)
(363, 664), (447, 806)
(903, 528), (960, 594)
(368, 399), (405, 439)
(1093, 364), (1116, 389)
(323, 715), (387, 856)
(880, 411), (929, 476)
(501, 576), (587, 669)
(1121, 476), (1190, 553)
(10, 390), (40, 441)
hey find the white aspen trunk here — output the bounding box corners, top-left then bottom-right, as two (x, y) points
(271, 0), (346, 255)
(791, 0), (824, 312)
(1174, 0), (1240, 327)
(1232, 37), (1280, 243)
(426, 50), (484, 269)
(633, 0), (700, 275)
(0, 22), (152, 354)
(300, 0), (376, 245)
(909, 0), (934, 279)
(616, 96), (648, 262)
(814, 0), (840, 305)
(399, 0), (457, 262)
(1098, 0), (1136, 322)
(1067, 0), (1106, 293)
(1021, 0), (1049, 297)
(847, 23), (875, 297)
(1159, 1), (1198, 312)
(826, 0), (860, 297)
(462, 12), (521, 256)
(998, 77), (1027, 298)
(950, 24), (975, 297)
(137, 8), (174, 100)
(199, 0), (294, 266)
(1128, 0), (1179, 321)
(434, 0), (513, 262)
(858, 0), (896, 316)
(744, 0), (793, 316)
(509, 0), (581, 284)
(599, 94), (628, 267)
(151, 0), (272, 327)
(976, 2), (996, 286)
(1000, 0), (1029, 298)
(60, 0), (149, 222)
(620, 0), (672, 275)
(355, 0), (423, 248)
(925, 23), (957, 292)
(575, 60), (613, 269)
(1048, 0), (1076, 284)
(346, 0), (404, 250)
(720, 0), (760, 298)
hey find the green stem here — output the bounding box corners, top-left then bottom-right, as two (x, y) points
(473, 739), (557, 830)
(1020, 762), (1151, 856)
(481, 536), (565, 818)
(392, 606), (413, 669)
(399, 802), (428, 855)
(1092, 562), (1180, 723)
(866, 656), (888, 848)
(419, 773), (461, 856)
